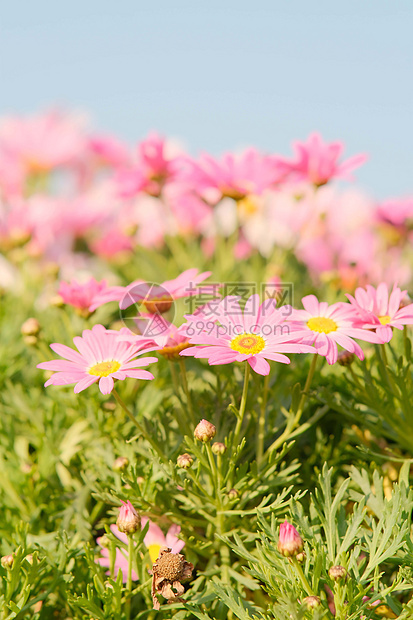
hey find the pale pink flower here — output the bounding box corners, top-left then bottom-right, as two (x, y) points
(115, 133), (182, 197)
(0, 110), (86, 173)
(87, 134), (131, 169)
(277, 521), (304, 557)
(182, 148), (283, 203)
(275, 132), (367, 186)
(346, 283), (413, 343)
(90, 229), (134, 259)
(140, 517), (185, 562)
(58, 278), (112, 313)
(96, 533), (139, 583)
(96, 518), (184, 583)
(180, 294), (314, 376)
(377, 197), (413, 227)
(37, 324), (158, 394)
(285, 295), (381, 365)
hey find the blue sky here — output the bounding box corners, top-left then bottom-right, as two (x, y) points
(1, 1), (412, 197)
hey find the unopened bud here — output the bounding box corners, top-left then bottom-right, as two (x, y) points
(337, 351), (354, 367)
(116, 500), (141, 535)
(177, 453), (193, 469)
(212, 442), (226, 455)
(21, 318), (40, 337)
(99, 535), (110, 548)
(303, 596), (321, 610)
(1, 554), (14, 569)
(25, 554), (33, 565)
(296, 551), (306, 563)
(24, 335), (38, 346)
(329, 565), (347, 581)
(194, 419), (216, 443)
(113, 457), (129, 472)
(228, 488), (239, 500)
(49, 294), (64, 308)
(277, 521), (304, 557)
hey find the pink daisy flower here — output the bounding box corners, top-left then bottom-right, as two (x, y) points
(285, 295), (381, 365)
(182, 148), (283, 203)
(346, 283), (413, 343)
(37, 324), (159, 394)
(96, 518), (184, 583)
(0, 110), (86, 173)
(275, 132), (367, 186)
(57, 277), (112, 315)
(180, 294), (314, 376)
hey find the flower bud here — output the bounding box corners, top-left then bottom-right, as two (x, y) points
(99, 535), (111, 548)
(177, 453), (193, 469)
(23, 335), (38, 346)
(329, 565), (347, 581)
(211, 442), (226, 455)
(296, 551), (306, 563)
(1, 554), (14, 569)
(49, 294), (64, 308)
(303, 596), (321, 609)
(113, 457), (129, 472)
(228, 488), (239, 500)
(194, 419), (216, 443)
(21, 318), (40, 337)
(337, 351), (354, 367)
(277, 521), (304, 557)
(116, 500), (141, 535)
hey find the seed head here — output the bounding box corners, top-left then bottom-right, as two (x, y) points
(155, 552), (184, 581)
(194, 419), (216, 443)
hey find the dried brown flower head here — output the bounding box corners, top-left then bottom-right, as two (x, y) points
(151, 547), (194, 610)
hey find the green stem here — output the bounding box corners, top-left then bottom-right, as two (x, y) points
(112, 389), (166, 462)
(233, 363), (251, 447)
(179, 358), (195, 426)
(267, 354), (319, 455)
(205, 442), (218, 493)
(256, 373), (270, 469)
(125, 534), (134, 619)
(403, 325), (409, 359)
(169, 361), (191, 432)
(291, 557), (313, 596)
(378, 344), (398, 397)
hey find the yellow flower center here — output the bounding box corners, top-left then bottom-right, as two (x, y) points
(158, 342), (194, 361)
(307, 317), (338, 334)
(378, 315), (391, 325)
(230, 333), (266, 355)
(144, 295), (173, 314)
(237, 195), (258, 217)
(148, 543), (161, 563)
(88, 360), (121, 377)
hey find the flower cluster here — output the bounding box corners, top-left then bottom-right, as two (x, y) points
(1, 110), (413, 289)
